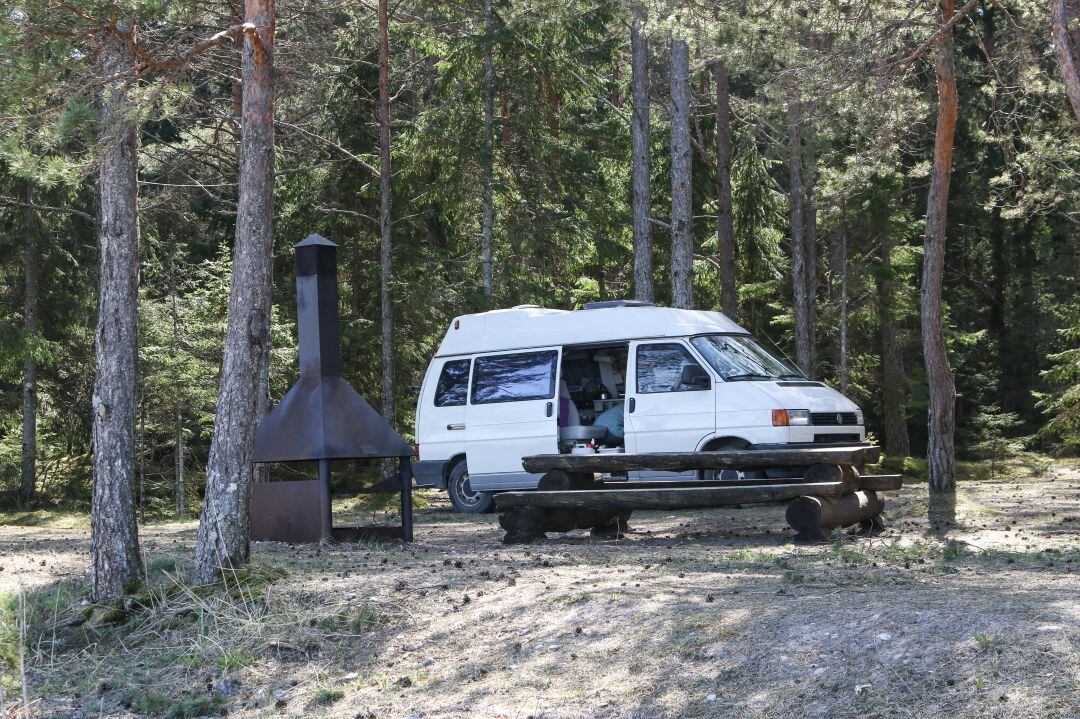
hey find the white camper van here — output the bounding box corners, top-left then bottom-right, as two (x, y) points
(412, 301), (864, 513)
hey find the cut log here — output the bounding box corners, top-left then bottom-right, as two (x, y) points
(537, 470), (597, 491)
(785, 490), (884, 542)
(804, 463), (845, 488)
(498, 506), (632, 544)
(494, 481), (844, 511)
(857, 474), (902, 491)
(521, 445), (879, 474)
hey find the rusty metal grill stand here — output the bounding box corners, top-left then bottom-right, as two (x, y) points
(251, 233), (415, 544)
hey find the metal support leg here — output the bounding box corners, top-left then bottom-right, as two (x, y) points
(399, 457), (413, 542)
(319, 458), (332, 541)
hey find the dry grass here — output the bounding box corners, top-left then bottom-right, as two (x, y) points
(1, 459), (1078, 718)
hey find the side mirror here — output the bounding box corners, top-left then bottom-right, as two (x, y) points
(680, 364), (710, 388)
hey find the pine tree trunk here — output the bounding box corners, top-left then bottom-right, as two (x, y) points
(1051, 0), (1080, 125)
(378, 0), (396, 467)
(92, 20), (143, 601)
(837, 219), (849, 395)
(20, 181), (39, 505)
(630, 5), (653, 303)
(193, 0), (275, 584)
(787, 100), (812, 376)
(138, 391), (146, 524)
(714, 60), (737, 319)
(922, 0), (959, 493)
(878, 232), (911, 457)
(481, 0), (494, 303)
(803, 106), (818, 378)
(669, 38), (693, 309)
(167, 232), (185, 519)
(174, 398), (185, 519)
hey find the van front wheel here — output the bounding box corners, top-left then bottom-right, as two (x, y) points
(447, 462), (494, 514)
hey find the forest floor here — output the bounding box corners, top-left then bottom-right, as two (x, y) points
(1, 460), (1078, 719)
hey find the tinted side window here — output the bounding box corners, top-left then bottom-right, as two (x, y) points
(434, 359), (471, 407)
(472, 351), (558, 404)
(636, 344), (707, 393)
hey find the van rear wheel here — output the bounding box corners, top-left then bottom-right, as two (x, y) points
(447, 461), (494, 514)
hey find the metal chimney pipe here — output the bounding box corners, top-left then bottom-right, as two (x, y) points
(294, 234), (342, 378)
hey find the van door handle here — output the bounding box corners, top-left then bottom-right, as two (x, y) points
(546, 401), (553, 418)
(628, 397), (636, 413)
(447, 423), (465, 431)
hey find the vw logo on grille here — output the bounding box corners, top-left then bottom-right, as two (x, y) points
(836, 413), (844, 424)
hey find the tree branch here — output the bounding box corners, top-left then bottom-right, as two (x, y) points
(899, 0), (981, 67)
(0, 197), (93, 221)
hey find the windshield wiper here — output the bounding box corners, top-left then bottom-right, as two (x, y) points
(725, 373), (776, 381)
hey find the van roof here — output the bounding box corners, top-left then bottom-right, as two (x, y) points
(435, 305), (748, 357)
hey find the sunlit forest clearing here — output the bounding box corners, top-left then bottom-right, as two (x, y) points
(2, 459), (1077, 717)
(1, 0), (1079, 717)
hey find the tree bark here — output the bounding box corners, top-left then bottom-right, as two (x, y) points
(20, 181), (39, 505)
(922, 0), (959, 493)
(877, 232), (911, 457)
(787, 100), (813, 376)
(167, 234), (185, 519)
(713, 60), (737, 319)
(630, 5), (653, 303)
(193, 0), (275, 584)
(1051, 0), (1080, 125)
(92, 20), (143, 601)
(837, 219), (849, 395)
(803, 105), (819, 377)
(481, 0), (494, 303)
(669, 38), (693, 309)
(378, 0), (396, 471)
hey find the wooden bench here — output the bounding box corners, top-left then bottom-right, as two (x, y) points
(494, 446), (898, 543)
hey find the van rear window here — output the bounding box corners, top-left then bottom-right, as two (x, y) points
(471, 351), (558, 404)
(434, 359), (470, 407)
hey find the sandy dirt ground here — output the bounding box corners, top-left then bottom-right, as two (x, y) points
(1, 464), (1077, 719)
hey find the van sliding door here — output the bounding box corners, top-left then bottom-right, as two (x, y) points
(465, 347), (561, 490)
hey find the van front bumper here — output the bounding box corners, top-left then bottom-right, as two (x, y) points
(412, 459), (449, 488)
(750, 440), (870, 451)
(748, 439), (876, 477)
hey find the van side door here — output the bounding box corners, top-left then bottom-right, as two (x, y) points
(625, 340), (716, 457)
(465, 348), (561, 490)
(417, 357), (470, 464)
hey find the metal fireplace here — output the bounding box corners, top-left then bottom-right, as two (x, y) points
(251, 233), (414, 543)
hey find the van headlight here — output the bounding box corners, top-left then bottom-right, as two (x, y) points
(772, 409), (811, 426)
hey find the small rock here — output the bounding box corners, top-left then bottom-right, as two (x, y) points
(1035, 625), (1062, 632)
(854, 683), (872, 695)
(422, 657), (435, 667)
(214, 674), (240, 697)
(876, 632), (892, 642)
(705, 693), (717, 703)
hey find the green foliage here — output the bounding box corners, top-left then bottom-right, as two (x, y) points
(966, 405), (1033, 479)
(1038, 302), (1080, 452)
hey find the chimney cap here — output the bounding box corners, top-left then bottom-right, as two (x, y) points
(294, 233), (338, 249)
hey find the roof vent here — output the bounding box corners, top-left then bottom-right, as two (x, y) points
(582, 300), (656, 310)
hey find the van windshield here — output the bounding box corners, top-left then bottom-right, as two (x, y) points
(690, 334), (803, 381)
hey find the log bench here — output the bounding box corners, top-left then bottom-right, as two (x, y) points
(495, 446), (898, 543)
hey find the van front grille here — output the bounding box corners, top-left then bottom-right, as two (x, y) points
(814, 434), (860, 443)
(810, 412), (859, 426)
